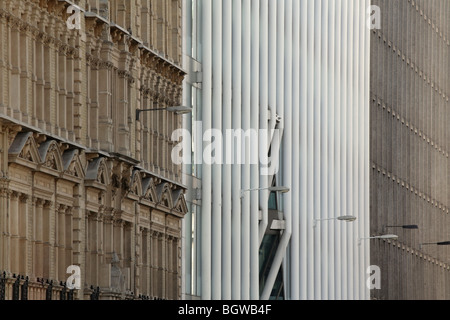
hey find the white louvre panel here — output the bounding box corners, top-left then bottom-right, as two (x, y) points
(183, 0), (371, 300)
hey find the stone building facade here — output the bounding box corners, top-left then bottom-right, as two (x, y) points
(0, 0), (187, 300)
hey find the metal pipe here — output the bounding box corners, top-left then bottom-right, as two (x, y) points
(181, 0), (193, 298)
(306, 0), (315, 299)
(211, 0), (222, 300)
(201, 0), (212, 300)
(299, 0), (308, 301)
(222, 0), (232, 301)
(268, 0), (277, 135)
(231, 0), (242, 300)
(313, 0), (322, 300)
(352, 0), (360, 299)
(241, 0), (251, 300)
(250, 0), (260, 300)
(347, 0), (355, 300)
(340, 0), (348, 299)
(258, 0), (269, 246)
(290, 0), (300, 301)
(320, 0), (329, 300)
(283, 0), (293, 300)
(334, 0), (342, 300)
(327, 0), (336, 300)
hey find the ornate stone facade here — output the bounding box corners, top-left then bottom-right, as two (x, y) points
(0, 0), (186, 300)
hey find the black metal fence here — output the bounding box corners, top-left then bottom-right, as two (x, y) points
(0, 271), (169, 300)
(0, 273), (75, 300)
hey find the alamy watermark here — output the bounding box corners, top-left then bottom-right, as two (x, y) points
(66, 4), (379, 31)
(66, 5), (82, 30)
(367, 265), (381, 290)
(171, 122), (281, 176)
(367, 5), (381, 30)
(66, 265), (81, 290)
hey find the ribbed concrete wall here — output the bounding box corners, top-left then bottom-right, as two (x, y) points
(370, 0), (450, 300)
(183, 0), (371, 300)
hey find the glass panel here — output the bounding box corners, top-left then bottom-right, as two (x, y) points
(259, 234), (284, 300)
(268, 191), (277, 210)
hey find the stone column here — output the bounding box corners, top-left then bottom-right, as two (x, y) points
(100, 209), (113, 289)
(58, 43), (67, 138)
(113, 219), (124, 264)
(34, 198), (44, 278)
(72, 184), (83, 270)
(166, 234), (172, 300)
(65, 207), (73, 275)
(88, 56), (100, 149)
(66, 39), (75, 141)
(30, 26), (39, 127)
(18, 193), (29, 275)
(9, 18), (21, 117)
(124, 221), (132, 291)
(42, 200), (53, 279)
(10, 191), (19, 274)
(19, 23), (32, 122)
(103, 209), (114, 256)
(0, 11), (4, 113)
(117, 69), (130, 156)
(97, 208), (104, 273)
(57, 204), (66, 282)
(161, 231), (166, 299)
(135, 226), (143, 295)
(43, 30), (55, 133)
(85, 212), (91, 285)
(150, 230), (157, 298)
(35, 32), (45, 128)
(141, 228), (149, 295)
(98, 58), (114, 152)
(174, 236), (180, 300)
(0, 185), (10, 271)
(90, 212), (99, 286)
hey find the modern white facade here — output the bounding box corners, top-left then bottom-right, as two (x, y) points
(181, 0), (371, 300)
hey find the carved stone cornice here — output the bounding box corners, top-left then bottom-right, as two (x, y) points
(37, 32), (51, 46)
(118, 69), (130, 79)
(58, 43), (69, 56)
(0, 187), (11, 198)
(34, 198), (45, 208)
(99, 60), (114, 70)
(10, 191), (20, 200)
(85, 14), (107, 39)
(117, 69), (135, 85)
(19, 193), (29, 203)
(102, 209), (115, 223)
(57, 204), (68, 214)
(113, 219), (125, 228)
(43, 200), (53, 209)
(65, 207), (73, 216)
(151, 230), (161, 238)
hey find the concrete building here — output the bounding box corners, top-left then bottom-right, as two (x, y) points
(0, 0), (187, 300)
(370, 0), (450, 300)
(182, 0), (371, 300)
